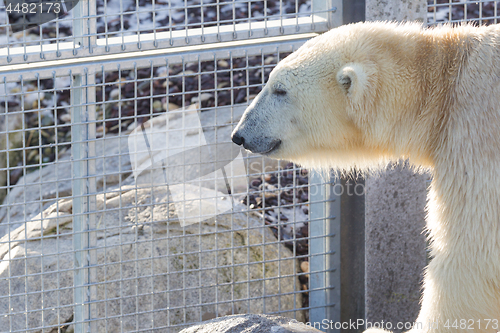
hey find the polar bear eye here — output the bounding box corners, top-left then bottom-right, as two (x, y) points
(274, 88), (287, 96)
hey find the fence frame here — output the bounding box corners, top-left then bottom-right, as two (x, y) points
(1, 0), (342, 66)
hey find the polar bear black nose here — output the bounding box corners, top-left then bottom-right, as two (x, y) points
(231, 131), (245, 146)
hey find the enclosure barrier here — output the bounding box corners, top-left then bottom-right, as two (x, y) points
(0, 0), (342, 332)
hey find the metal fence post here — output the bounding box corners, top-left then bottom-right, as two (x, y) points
(312, 0), (342, 30)
(72, 0), (97, 331)
(326, 175), (342, 330)
(336, 3), (367, 332)
(307, 1), (343, 330)
(310, 173), (366, 333)
(339, 175), (365, 333)
(71, 72), (97, 333)
(71, 75), (98, 332)
(309, 171), (341, 332)
(71, 73), (86, 333)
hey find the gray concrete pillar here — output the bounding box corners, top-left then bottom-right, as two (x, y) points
(365, 165), (428, 331)
(364, 1), (428, 331)
(366, 0), (427, 23)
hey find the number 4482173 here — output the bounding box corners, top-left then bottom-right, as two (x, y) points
(6, 2), (61, 14)
(443, 319), (499, 330)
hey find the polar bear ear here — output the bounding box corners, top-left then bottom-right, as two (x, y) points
(336, 63), (373, 103)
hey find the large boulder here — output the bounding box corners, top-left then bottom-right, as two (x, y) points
(0, 184), (304, 332)
(179, 314), (322, 333)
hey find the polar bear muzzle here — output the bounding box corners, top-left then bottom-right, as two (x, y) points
(231, 128), (282, 155)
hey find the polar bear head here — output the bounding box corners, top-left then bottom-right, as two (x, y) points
(231, 22), (438, 170)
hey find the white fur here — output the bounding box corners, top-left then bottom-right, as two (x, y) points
(233, 22), (500, 332)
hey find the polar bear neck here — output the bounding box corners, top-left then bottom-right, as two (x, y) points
(353, 24), (478, 168)
(424, 25), (500, 266)
(344, 23), (500, 262)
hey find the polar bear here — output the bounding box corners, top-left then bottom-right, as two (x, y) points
(231, 22), (500, 333)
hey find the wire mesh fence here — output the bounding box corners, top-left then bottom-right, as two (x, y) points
(428, 0), (500, 25)
(0, 0), (341, 331)
(0, 0), (339, 65)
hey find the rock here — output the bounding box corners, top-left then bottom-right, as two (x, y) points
(59, 113), (71, 123)
(217, 60), (229, 68)
(179, 314), (321, 333)
(109, 88), (121, 100)
(191, 93), (213, 104)
(300, 261), (309, 274)
(153, 100), (163, 111)
(0, 185), (304, 332)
